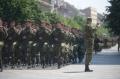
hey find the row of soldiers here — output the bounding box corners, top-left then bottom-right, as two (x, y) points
(0, 18), (85, 72)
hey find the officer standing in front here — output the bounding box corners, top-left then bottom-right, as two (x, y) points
(84, 17), (97, 72)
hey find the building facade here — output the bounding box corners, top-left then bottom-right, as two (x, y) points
(57, 2), (79, 18)
(38, 0), (64, 12)
(38, 0), (78, 17)
(81, 7), (97, 25)
(38, 0), (52, 12)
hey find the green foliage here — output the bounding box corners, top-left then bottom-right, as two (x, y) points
(44, 12), (61, 24)
(41, 12), (82, 29)
(0, 0), (38, 22)
(57, 15), (83, 29)
(73, 16), (86, 31)
(64, 18), (80, 29)
(0, 0), (84, 30)
(106, 0), (120, 35)
(96, 24), (110, 37)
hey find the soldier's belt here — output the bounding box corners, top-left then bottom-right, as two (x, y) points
(0, 42), (4, 46)
(13, 42), (17, 45)
(29, 41), (33, 44)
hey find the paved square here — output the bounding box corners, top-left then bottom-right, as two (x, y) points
(0, 45), (120, 79)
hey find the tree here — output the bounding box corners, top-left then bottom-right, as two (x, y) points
(73, 16), (86, 31)
(106, 0), (120, 36)
(45, 12), (61, 24)
(0, 0), (83, 30)
(96, 24), (110, 37)
(0, 0), (38, 23)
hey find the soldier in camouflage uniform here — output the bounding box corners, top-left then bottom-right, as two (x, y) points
(19, 20), (34, 67)
(61, 32), (70, 65)
(0, 18), (7, 72)
(14, 23), (22, 67)
(35, 21), (49, 68)
(29, 25), (38, 67)
(66, 32), (75, 63)
(84, 17), (97, 72)
(71, 33), (78, 64)
(71, 28), (79, 64)
(77, 33), (85, 63)
(3, 21), (17, 68)
(49, 23), (65, 69)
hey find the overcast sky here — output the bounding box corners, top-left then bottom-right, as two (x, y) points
(64, 0), (110, 14)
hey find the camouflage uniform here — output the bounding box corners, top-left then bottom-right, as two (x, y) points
(3, 26), (17, 67)
(77, 36), (85, 63)
(35, 26), (50, 68)
(49, 27), (65, 68)
(71, 33), (78, 64)
(30, 35), (38, 66)
(68, 33), (73, 60)
(84, 18), (97, 72)
(19, 27), (33, 66)
(13, 27), (22, 66)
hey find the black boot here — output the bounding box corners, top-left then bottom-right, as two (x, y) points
(85, 65), (93, 72)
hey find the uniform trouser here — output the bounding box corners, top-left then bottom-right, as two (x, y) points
(54, 44), (61, 61)
(85, 38), (94, 65)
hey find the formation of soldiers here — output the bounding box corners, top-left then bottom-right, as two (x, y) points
(0, 18), (85, 71)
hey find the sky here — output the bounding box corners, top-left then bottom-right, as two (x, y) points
(64, 0), (110, 14)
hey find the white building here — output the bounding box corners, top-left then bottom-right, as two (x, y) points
(38, 0), (64, 12)
(38, 0), (52, 12)
(81, 7), (98, 25)
(38, 0), (80, 18)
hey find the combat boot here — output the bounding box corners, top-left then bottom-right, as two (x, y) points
(85, 65), (93, 72)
